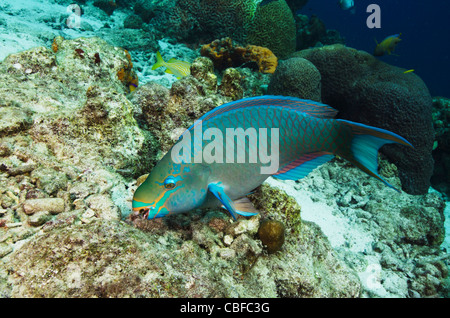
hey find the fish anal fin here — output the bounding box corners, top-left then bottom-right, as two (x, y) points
(233, 197), (259, 215)
(274, 152), (334, 180)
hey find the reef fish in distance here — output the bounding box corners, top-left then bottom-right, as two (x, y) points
(374, 34), (402, 56)
(132, 95), (412, 220)
(151, 51), (190, 79)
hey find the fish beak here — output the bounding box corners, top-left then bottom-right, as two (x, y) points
(131, 204), (155, 220)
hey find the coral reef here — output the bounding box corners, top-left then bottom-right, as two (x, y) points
(0, 17), (447, 297)
(431, 97), (450, 195)
(246, 0), (296, 58)
(170, 0), (295, 58)
(176, 0), (258, 44)
(295, 14), (345, 50)
(268, 155), (447, 297)
(200, 37), (278, 74)
(0, 37), (377, 298)
(129, 56), (243, 159)
(267, 57), (321, 101)
(291, 44), (434, 195)
(1, 183), (362, 297)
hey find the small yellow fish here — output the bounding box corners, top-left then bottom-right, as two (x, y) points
(374, 34), (401, 56)
(403, 69), (414, 74)
(151, 51), (191, 79)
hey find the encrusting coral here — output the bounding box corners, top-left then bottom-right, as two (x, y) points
(201, 37), (278, 74)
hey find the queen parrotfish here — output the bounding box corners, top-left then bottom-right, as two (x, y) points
(132, 95), (412, 220)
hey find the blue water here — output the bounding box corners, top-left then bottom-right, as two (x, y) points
(301, 0), (450, 97)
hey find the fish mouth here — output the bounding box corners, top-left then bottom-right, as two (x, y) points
(131, 204), (155, 220)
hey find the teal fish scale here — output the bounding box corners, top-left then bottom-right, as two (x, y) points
(197, 107), (341, 167)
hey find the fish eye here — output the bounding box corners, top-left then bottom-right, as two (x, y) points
(164, 178), (176, 189)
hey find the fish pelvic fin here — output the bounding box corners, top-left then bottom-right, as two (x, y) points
(336, 120), (413, 192)
(151, 51), (165, 70)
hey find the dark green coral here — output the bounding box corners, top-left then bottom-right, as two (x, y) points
(176, 0), (296, 59)
(246, 0), (296, 58)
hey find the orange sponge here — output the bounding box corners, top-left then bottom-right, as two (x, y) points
(200, 37), (278, 74)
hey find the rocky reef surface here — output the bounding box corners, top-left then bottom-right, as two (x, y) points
(0, 36), (448, 298)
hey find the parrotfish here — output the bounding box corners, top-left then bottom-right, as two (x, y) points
(132, 96), (412, 220)
(374, 34), (402, 56)
(151, 51), (191, 79)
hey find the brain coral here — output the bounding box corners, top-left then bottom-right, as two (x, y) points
(177, 0), (295, 59)
(246, 0), (296, 58)
(178, 0), (257, 43)
(267, 57), (321, 101)
(293, 45), (434, 195)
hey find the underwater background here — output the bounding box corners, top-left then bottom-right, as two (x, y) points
(0, 0), (449, 299)
(303, 0), (450, 97)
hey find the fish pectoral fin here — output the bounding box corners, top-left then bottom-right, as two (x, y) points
(208, 183), (238, 220)
(209, 184), (259, 220)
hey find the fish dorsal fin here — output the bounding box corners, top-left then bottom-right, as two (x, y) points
(273, 152), (334, 180)
(203, 96), (337, 120)
(167, 58), (180, 63)
(184, 96), (338, 135)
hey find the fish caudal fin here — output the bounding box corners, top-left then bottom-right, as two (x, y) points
(151, 51), (165, 70)
(336, 119), (413, 192)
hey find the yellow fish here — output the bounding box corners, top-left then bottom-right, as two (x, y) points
(403, 69), (414, 74)
(374, 34), (401, 56)
(151, 51), (191, 79)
